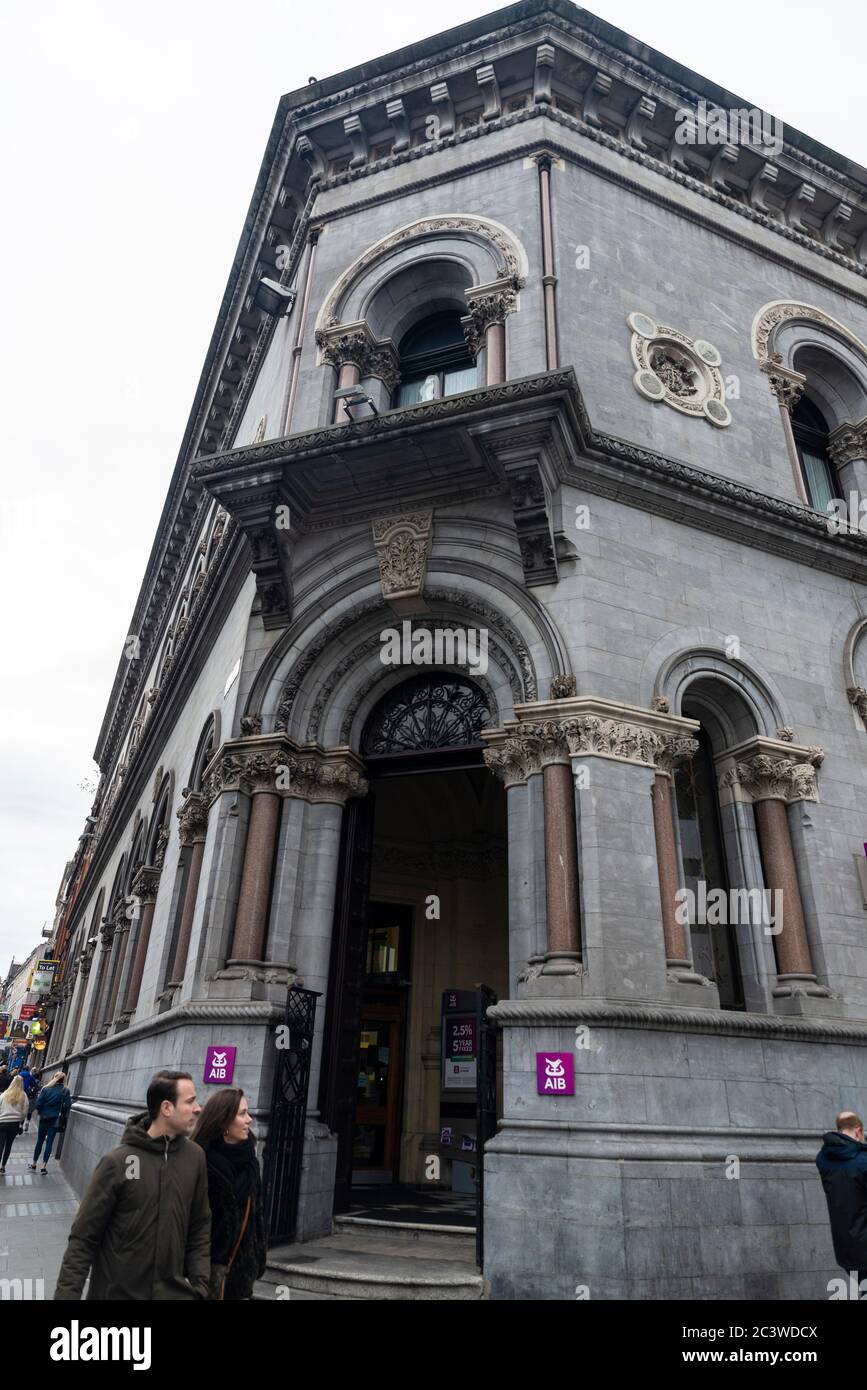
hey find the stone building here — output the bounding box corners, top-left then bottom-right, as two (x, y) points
(44, 0), (867, 1299)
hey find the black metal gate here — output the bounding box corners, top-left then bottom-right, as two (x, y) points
(475, 984), (498, 1269)
(262, 984), (317, 1243)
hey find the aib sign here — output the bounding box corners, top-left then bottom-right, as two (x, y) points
(203, 1045), (236, 1085)
(536, 1052), (575, 1096)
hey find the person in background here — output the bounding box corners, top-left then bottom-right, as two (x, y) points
(28, 1071), (71, 1174)
(816, 1110), (867, 1297)
(23, 1068), (42, 1132)
(0, 1065), (11, 1095)
(192, 1088), (267, 1300)
(0, 1076), (27, 1174)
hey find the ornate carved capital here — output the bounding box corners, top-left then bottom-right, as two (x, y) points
(653, 734), (700, 775)
(315, 319), (400, 392)
(483, 732), (542, 787)
(372, 511), (433, 611)
(462, 276), (521, 358)
(848, 685), (867, 722)
(760, 358), (807, 411)
(202, 736), (368, 806)
(131, 862), (162, 904)
(177, 790), (209, 845)
(550, 674), (577, 699)
(829, 417), (867, 467)
(718, 736), (824, 804)
(153, 824), (169, 869)
(100, 917), (117, 950)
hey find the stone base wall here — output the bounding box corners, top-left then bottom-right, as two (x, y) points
(483, 1014), (858, 1300)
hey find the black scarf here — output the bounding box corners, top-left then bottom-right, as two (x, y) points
(207, 1134), (260, 1203)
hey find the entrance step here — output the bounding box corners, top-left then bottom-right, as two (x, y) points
(334, 1214), (476, 1253)
(256, 1227), (487, 1301)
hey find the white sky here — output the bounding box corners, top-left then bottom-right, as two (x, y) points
(1, 0), (864, 980)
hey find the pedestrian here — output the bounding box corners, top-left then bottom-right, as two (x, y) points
(54, 1070), (211, 1300)
(23, 1068), (41, 1133)
(0, 1076), (28, 1174)
(0, 1065), (11, 1095)
(816, 1110), (867, 1297)
(28, 1071), (71, 1174)
(192, 1088), (267, 1300)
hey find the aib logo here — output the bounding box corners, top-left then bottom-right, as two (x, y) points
(536, 1052), (575, 1096)
(204, 1045), (236, 1085)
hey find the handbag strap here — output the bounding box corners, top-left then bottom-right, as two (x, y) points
(226, 1197), (252, 1277)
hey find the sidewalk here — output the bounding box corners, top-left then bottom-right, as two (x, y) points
(0, 1132), (79, 1300)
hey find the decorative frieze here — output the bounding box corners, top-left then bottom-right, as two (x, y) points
(371, 510), (433, 613)
(482, 698), (701, 784)
(201, 736), (368, 806)
(717, 736), (824, 804)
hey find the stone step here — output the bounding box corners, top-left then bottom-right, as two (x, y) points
(258, 1232), (487, 1300)
(334, 1213), (477, 1251)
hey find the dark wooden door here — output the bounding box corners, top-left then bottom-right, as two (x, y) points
(318, 794), (374, 1212)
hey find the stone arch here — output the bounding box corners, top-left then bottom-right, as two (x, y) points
(645, 634), (791, 738)
(245, 571), (569, 746)
(315, 214), (529, 333)
(752, 300), (867, 376)
(845, 616), (867, 728)
(187, 712), (220, 792)
(146, 773), (174, 865)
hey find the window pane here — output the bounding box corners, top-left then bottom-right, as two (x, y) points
(443, 364), (477, 396)
(800, 448), (836, 513)
(397, 377), (426, 407)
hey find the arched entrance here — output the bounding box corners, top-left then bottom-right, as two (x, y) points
(319, 673), (508, 1221)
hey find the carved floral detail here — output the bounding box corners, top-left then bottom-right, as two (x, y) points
(720, 748), (824, 803)
(372, 511), (433, 601)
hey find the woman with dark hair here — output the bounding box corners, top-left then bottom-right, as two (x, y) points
(192, 1088), (267, 1300)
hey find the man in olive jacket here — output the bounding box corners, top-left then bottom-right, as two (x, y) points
(54, 1070), (211, 1300)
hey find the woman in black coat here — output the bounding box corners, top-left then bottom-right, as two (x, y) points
(192, 1087), (267, 1300)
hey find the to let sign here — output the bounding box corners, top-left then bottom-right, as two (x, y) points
(536, 1052), (575, 1096)
(203, 1045), (236, 1085)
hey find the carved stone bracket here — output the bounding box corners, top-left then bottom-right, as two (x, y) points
(505, 461), (558, 587)
(202, 735), (368, 806)
(461, 276), (521, 359)
(177, 789), (209, 846)
(550, 674), (577, 699)
(209, 959), (297, 986)
(248, 517), (293, 629)
(372, 510), (433, 614)
(482, 697), (701, 784)
(717, 735), (824, 804)
(829, 417), (867, 467)
(847, 685), (867, 723)
(315, 319), (400, 393)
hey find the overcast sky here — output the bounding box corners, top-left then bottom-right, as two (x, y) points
(1, 0), (864, 980)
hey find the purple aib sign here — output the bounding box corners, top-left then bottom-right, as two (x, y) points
(536, 1051), (575, 1096)
(203, 1045), (236, 1086)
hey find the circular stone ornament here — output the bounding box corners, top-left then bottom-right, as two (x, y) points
(628, 316), (732, 427)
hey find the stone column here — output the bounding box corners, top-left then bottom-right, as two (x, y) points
(829, 417), (867, 507)
(122, 863), (163, 1019)
(719, 736), (834, 1011)
(650, 735), (700, 968)
(87, 915), (116, 1041)
(760, 361), (809, 504)
(463, 278), (521, 387)
(62, 949), (92, 1057)
(168, 791), (209, 986)
(483, 736), (546, 990)
(231, 787), (282, 964)
(102, 897), (131, 1030)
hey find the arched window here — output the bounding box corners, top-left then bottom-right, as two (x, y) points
(791, 395), (837, 513)
(362, 673), (492, 756)
(395, 312), (476, 408)
(673, 719), (744, 1010)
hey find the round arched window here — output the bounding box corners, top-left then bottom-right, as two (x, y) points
(362, 673), (492, 755)
(395, 312), (476, 408)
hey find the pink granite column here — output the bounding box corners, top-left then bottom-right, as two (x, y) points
(169, 793), (209, 983)
(333, 363), (360, 422)
(124, 899), (156, 1013)
(485, 321), (506, 385)
(542, 760), (581, 959)
(230, 791), (281, 962)
(651, 773), (690, 964)
(754, 798), (815, 976)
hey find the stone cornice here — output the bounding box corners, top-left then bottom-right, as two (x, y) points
(717, 735), (824, 804)
(202, 736), (368, 806)
(488, 997), (867, 1046)
(482, 697), (700, 785)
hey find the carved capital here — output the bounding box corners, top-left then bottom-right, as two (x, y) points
(177, 790), (209, 845)
(131, 862), (162, 904)
(718, 736), (824, 803)
(372, 511), (433, 610)
(483, 733), (542, 788)
(315, 319), (400, 392)
(462, 277), (521, 358)
(760, 359), (807, 411)
(202, 736), (368, 806)
(483, 697), (701, 778)
(653, 734), (700, 775)
(847, 686), (867, 722)
(550, 674), (577, 699)
(829, 417), (867, 467)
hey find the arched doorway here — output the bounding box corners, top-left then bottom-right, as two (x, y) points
(320, 673), (508, 1219)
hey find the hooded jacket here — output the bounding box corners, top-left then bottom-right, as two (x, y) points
(816, 1130), (867, 1270)
(54, 1111), (211, 1300)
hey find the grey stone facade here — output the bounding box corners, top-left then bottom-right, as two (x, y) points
(44, 0), (867, 1299)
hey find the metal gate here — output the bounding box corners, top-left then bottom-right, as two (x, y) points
(262, 984), (317, 1243)
(475, 984), (498, 1269)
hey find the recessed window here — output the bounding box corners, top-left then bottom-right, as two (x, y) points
(792, 395), (837, 513)
(395, 311), (476, 408)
